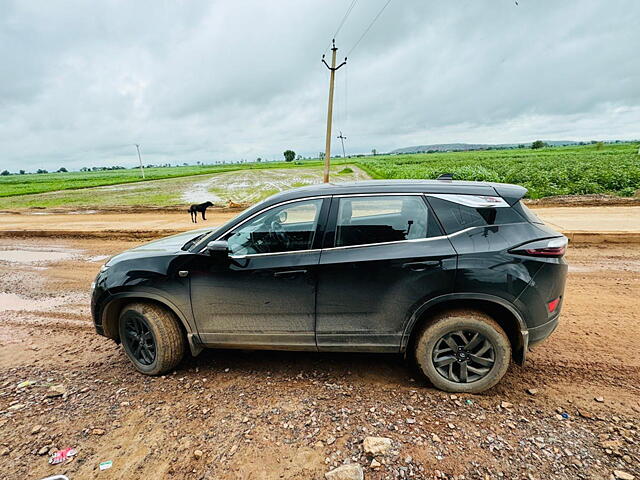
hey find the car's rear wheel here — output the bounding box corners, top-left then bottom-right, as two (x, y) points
(414, 310), (511, 393)
(118, 302), (185, 375)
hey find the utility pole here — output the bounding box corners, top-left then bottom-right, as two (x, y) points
(337, 131), (347, 158)
(135, 144), (145, 179)
(322, 40), (347, 183)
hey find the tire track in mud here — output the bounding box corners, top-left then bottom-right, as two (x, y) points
(524, 358), (640, 392)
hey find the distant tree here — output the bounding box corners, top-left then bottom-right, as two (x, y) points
(319, 152), (325, 160)
(518, 144), (525, 149)
(256, 157), (262, 163)
(296, 154), (302, 161)
(531, 140), (546, 149)
(371, 149), (377, 156)
(36, 168), (48, 174)
(595, 141), (604, 150)
(19, 170), (25, 174)
(1, 170), (9, 176)
(283, 150), (296, 162)
(57, 167), (68, 173)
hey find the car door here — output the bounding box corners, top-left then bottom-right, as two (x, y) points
(188, 197), (329, 350)
(315, 194), (457, 352)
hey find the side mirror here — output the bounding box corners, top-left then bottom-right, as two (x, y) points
(205, 240), (229, 258)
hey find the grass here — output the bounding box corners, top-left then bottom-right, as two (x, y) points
(350, 143), (640, 199)
(0, 161), (322, 198)
(0, 165), (369, 209)
(0, 143), (638, 208)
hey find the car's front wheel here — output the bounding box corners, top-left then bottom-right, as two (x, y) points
(118, 302), (185, 375)
(414, 309), (511, 393)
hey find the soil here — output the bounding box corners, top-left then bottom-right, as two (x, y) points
(0, 238), (638, 480)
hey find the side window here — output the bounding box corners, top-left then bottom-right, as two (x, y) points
(335, 195), (441, 247)
(428, 196), (525, 234)
(226, 199), (323, 255)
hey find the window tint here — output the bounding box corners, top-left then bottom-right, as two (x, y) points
(512, 201), (544, 224)
(428, 197), (525, 234)
(226, 199), (323, 255)
(335, 195), (441, 247)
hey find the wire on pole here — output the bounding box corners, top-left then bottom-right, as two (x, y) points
(346, 0), (393, 57)
(324, 0), (359, 55)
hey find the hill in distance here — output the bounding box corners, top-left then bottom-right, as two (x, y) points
(390, 141), (580, 154)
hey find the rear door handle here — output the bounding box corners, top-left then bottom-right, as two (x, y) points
(273, 269), (308, 278)
(402, 260), (441, 271)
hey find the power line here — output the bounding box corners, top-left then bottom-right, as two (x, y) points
(347, 0), (393, 57)
(324, 0), (359, 55)
(333, 0), (358, 39)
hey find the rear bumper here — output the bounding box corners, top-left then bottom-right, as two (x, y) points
(527, 313), (560, 347)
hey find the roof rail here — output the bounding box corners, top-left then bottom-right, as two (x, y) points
(436, 173), (454, 181)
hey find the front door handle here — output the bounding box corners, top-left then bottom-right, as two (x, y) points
(273, 269), (308, 278)
(402, 260), (440, 271)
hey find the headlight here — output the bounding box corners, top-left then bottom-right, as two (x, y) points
(99, 264), (110, 273)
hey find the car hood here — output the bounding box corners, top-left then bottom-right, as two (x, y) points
(106, 227), (214, 265)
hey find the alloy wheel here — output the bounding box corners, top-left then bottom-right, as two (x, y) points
(123, 314), (156, 366)
(432, 330), (496, 383)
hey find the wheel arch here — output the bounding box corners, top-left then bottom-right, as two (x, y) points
(401, 294), (529, 365)
(100, 293), (202, 356)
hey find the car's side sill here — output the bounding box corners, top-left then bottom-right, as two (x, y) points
(199, 332), (318, 351)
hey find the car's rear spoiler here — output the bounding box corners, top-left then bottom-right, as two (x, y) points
(491, 183), (527, 206)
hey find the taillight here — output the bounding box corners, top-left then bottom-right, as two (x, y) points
(510, 237), (568, 258)
(547, 297), (560, 313)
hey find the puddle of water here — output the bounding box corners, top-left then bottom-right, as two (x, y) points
(68, 210), (97, 215)
(0, 250), (78, 263)
(0, 292), (66, 312)
(181, 177), (223, 204)
(87, 255), (110, 262)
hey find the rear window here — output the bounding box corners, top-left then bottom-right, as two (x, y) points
(335, 195), (442, 247)
(512, 201), (545, 224)
(428, 197), (526, 234)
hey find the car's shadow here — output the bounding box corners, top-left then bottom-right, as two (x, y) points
(179, 348), (425, 388)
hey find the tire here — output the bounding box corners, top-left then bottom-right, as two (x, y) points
(414, 309), (511, 393)
(118, 302), (186, 375)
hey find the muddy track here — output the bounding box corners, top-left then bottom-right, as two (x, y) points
(0, 238), (638, 480)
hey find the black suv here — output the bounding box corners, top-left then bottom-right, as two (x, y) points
(92, 180), (567, 393)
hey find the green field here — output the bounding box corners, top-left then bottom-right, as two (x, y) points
(0, 143), (638, 208)
(0, 165), (368, 209)
(0, 161), (322, 198)
(355, 143), (640, 199)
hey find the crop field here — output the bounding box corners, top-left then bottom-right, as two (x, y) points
(0, 143), (638, 208)
(0, 161), (321, 198)
(355, 143), (640, 199)
(0, 165), (368, 209)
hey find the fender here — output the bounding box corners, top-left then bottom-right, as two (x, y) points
(100, 291), (203, 356)
(400, 292), (529, 359)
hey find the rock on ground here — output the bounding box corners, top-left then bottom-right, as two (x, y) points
(363, 436), (392, 455)
(325, 464), (364, 480)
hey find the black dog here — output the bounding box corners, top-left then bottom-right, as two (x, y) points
(189, 201), (213, 223)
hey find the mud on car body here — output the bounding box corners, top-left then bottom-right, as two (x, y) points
(92, 179), (568, 393)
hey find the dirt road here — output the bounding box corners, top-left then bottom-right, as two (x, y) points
(2, 206), (640, 244)
(0, 238), (638, 480)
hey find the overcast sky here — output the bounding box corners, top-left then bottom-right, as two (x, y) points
(1, 0), (639, 171)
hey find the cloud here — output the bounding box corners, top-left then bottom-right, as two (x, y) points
(0, 0), (638, 171)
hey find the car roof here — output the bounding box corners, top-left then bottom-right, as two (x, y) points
(267, 180), (526, 204)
